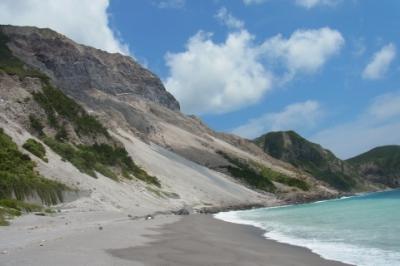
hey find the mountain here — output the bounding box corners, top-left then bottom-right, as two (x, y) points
(347, 145), (400, 187)
(1, 24), (339, 215)
(0, 25), (179, 111)
(0, 25), (395, 222)
(253, 131), (360, 191)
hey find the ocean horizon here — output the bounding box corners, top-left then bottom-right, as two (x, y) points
(215, 189), (400, 266)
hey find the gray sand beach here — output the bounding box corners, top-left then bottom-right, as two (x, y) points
(0, 211), (352, 266)
(109, 214), (352, 266)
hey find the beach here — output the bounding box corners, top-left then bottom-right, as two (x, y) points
(0, 211), (351, 266)
(110, 214), (351, 266)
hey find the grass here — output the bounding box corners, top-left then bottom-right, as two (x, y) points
(0, 199), (42, 213)
(32, 83), (109, 139)
(0, 128), (68, 205)
(0, 209), (10, 226)
(259, 165), (310, 191)
(218, 151), (276, 192)
(0, 199), (43, 226)
(23, 138), (48, 162)
(43, 137), (161, 186)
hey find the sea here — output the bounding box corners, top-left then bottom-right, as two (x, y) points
(214, 189), (400, 266)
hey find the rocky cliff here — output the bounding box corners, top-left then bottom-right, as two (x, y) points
(0, 25), (391, 218)
(0, 25), (180, 111)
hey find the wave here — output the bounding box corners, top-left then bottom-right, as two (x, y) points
(214, 210), (400, 266)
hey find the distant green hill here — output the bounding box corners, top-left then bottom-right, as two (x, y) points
(253, 131), (359, 191)
(347, 145), (400, 187)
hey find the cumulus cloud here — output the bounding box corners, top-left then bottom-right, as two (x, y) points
(362, 43), (396, 80)
(0, 0), (128, 54)
(165, 26), (344, 114)
(215, 7), (244, 29)
(232, 100), (322, 139)
(312, 91), (400, 159)
(165, 30), (274, 114)
(295, 0), (340, 9)
(261, 27), (344, 76)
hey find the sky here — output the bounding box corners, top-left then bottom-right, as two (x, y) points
(0, 0), (399, 159)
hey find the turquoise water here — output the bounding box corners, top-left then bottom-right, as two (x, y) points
(215, 190), (400, 266)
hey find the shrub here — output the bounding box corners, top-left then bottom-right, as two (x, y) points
(0, 128), (68, 205)
(23, 138), (48, 162)
(29, 115), (44, 136)
(0, 199), (43, 226)
(43, 138), (161, 186)
(0, 199), (42, 213)
(32, 83), (109, 138)
(218, 151), (276, 192)
(260, 166), (310, 191)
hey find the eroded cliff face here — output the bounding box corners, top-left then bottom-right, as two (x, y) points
(1, 25), (180, 111)
(0, 25), (348, 208)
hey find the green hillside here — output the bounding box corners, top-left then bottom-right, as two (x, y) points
(347, 145), (400, 187)
(254, 131), (358, 191)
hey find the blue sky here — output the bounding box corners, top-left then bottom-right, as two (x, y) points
(1, 0), (399, 158)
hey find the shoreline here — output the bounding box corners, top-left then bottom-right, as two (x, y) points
(109, 214), (352, 266)
(1, 189), (394, 265)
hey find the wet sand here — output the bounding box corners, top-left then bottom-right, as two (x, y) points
(109, 214), (352, 266)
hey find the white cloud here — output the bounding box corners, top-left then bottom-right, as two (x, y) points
(311, 91), (400, 159)
(295, 0), (340, 9)
(165, 27), (344, 115)
(261, 27), (345, 75)
(0, 0), (128, 54)
(165, 30), (274, 114)
(362, 43), (396, 80)
(155, 0), (185, 9)
(368, 92), (400, 120)
(232, 100), (322, 139)
(215, 7), (244, 29)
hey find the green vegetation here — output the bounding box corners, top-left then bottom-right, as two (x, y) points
(29, 115), (45, 136)
(218, 151), (310, 192)
(0, 199), (43, 226)
(147, 187), (179, 199)
(347, 145), (400, 186)
(0, 128), (67, 205)
(23, 138), (48, 162)
(32, 82), (109, 138)
(43, 137), (160, 186)
(347, 145), (400, 174)
(1, 29), (161, 187)
(0, 199), (42, 213)
(218, 151), (276, 192)
(259, 166), (310, 191)
(254, 131), (357, 191)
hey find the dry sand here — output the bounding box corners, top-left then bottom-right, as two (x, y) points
(0, 211), (353, 266)
(109, 215), (352, 266)
(0, 211), (179, 266)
